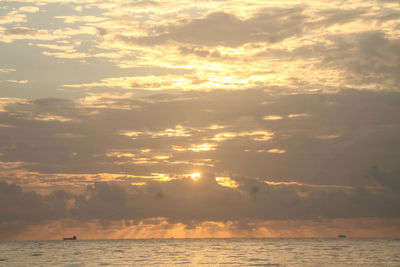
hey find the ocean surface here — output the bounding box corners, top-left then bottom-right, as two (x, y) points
(0, 238), (399, 266)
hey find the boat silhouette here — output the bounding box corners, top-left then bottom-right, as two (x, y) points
(338, 234), (346, 238)
(63, 235), (77, 240)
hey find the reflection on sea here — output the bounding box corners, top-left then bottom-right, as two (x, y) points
(0, 238), (399, 266)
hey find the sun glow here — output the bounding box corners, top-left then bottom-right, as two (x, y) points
(187, 172), (201, 181)
(216, 177), (238, 188)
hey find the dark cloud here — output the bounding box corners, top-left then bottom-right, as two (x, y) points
(265, 30), (400, 89)
(127, 0), (160, 7)
(367, 166), (400, 192)
(311, 8), (367, 27)
(116, 6), (393, 48)
(1, 167), (399, 238)
(7, 27), (38, 36)
(0, 182), (71, 238)
(119, 8), (306, 47)
(0, 182), (71, 222)
(96, 27), (108, 36)
(324, 31), (400, 86)
(178, 46), (221, 58)
(370, 9), (400, 22)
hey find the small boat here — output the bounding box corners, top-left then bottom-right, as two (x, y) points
(63, 235), (77, 240)
(338, 234), (346, 238)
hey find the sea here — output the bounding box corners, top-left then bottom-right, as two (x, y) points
(0, 238), (399, 266)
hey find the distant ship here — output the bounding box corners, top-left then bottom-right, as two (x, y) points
(63, 235), (77, 240)
(338, 234), (346, 238)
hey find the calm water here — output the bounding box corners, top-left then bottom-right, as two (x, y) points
(0, 238), (399, 266)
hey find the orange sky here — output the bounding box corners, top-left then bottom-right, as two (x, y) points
(6, 218), (400, 241)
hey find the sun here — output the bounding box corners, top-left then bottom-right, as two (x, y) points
(187, 172), (201, 181)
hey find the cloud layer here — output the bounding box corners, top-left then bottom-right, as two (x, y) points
(1, 0), (400, 96)
(1, 89), (400, 238)
(1, 90), (399, 186)
(1, 165), (400, 239)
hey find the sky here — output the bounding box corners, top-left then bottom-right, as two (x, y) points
(0, 0), (400, 240)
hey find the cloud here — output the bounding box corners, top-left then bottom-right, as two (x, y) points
(55, 16), (107, 24)
(2, 0), (397, 94)
(2, 26), (55, 42)
(377, 0), (400, 2)
(7, 27), (39, 35)
(0, 68), (15, 73)
(178, 46), (221, 58)
(0, 182), (71, 238)
(324, 31), (400, 87)
(310, 8), (367, 28)
(0, 89), (399, 238)
(1, 89), (399, 188)
(266, 148), (286, 154)
(19, 6), (40, 13)
(119, 8), (306, 47)
(367, 166), (400, 192)
(2, 166), (400, 238)
(0, 0), (399, 240)
(127, 0), (160, 7)
(264, 30), (400, 89)
(6, 80), (29, 84)
(0, 11), (26, 25)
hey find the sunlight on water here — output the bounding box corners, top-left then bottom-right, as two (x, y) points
(0, 238), (399, 266)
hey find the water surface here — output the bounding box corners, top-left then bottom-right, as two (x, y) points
(0, 238), (399, 266)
